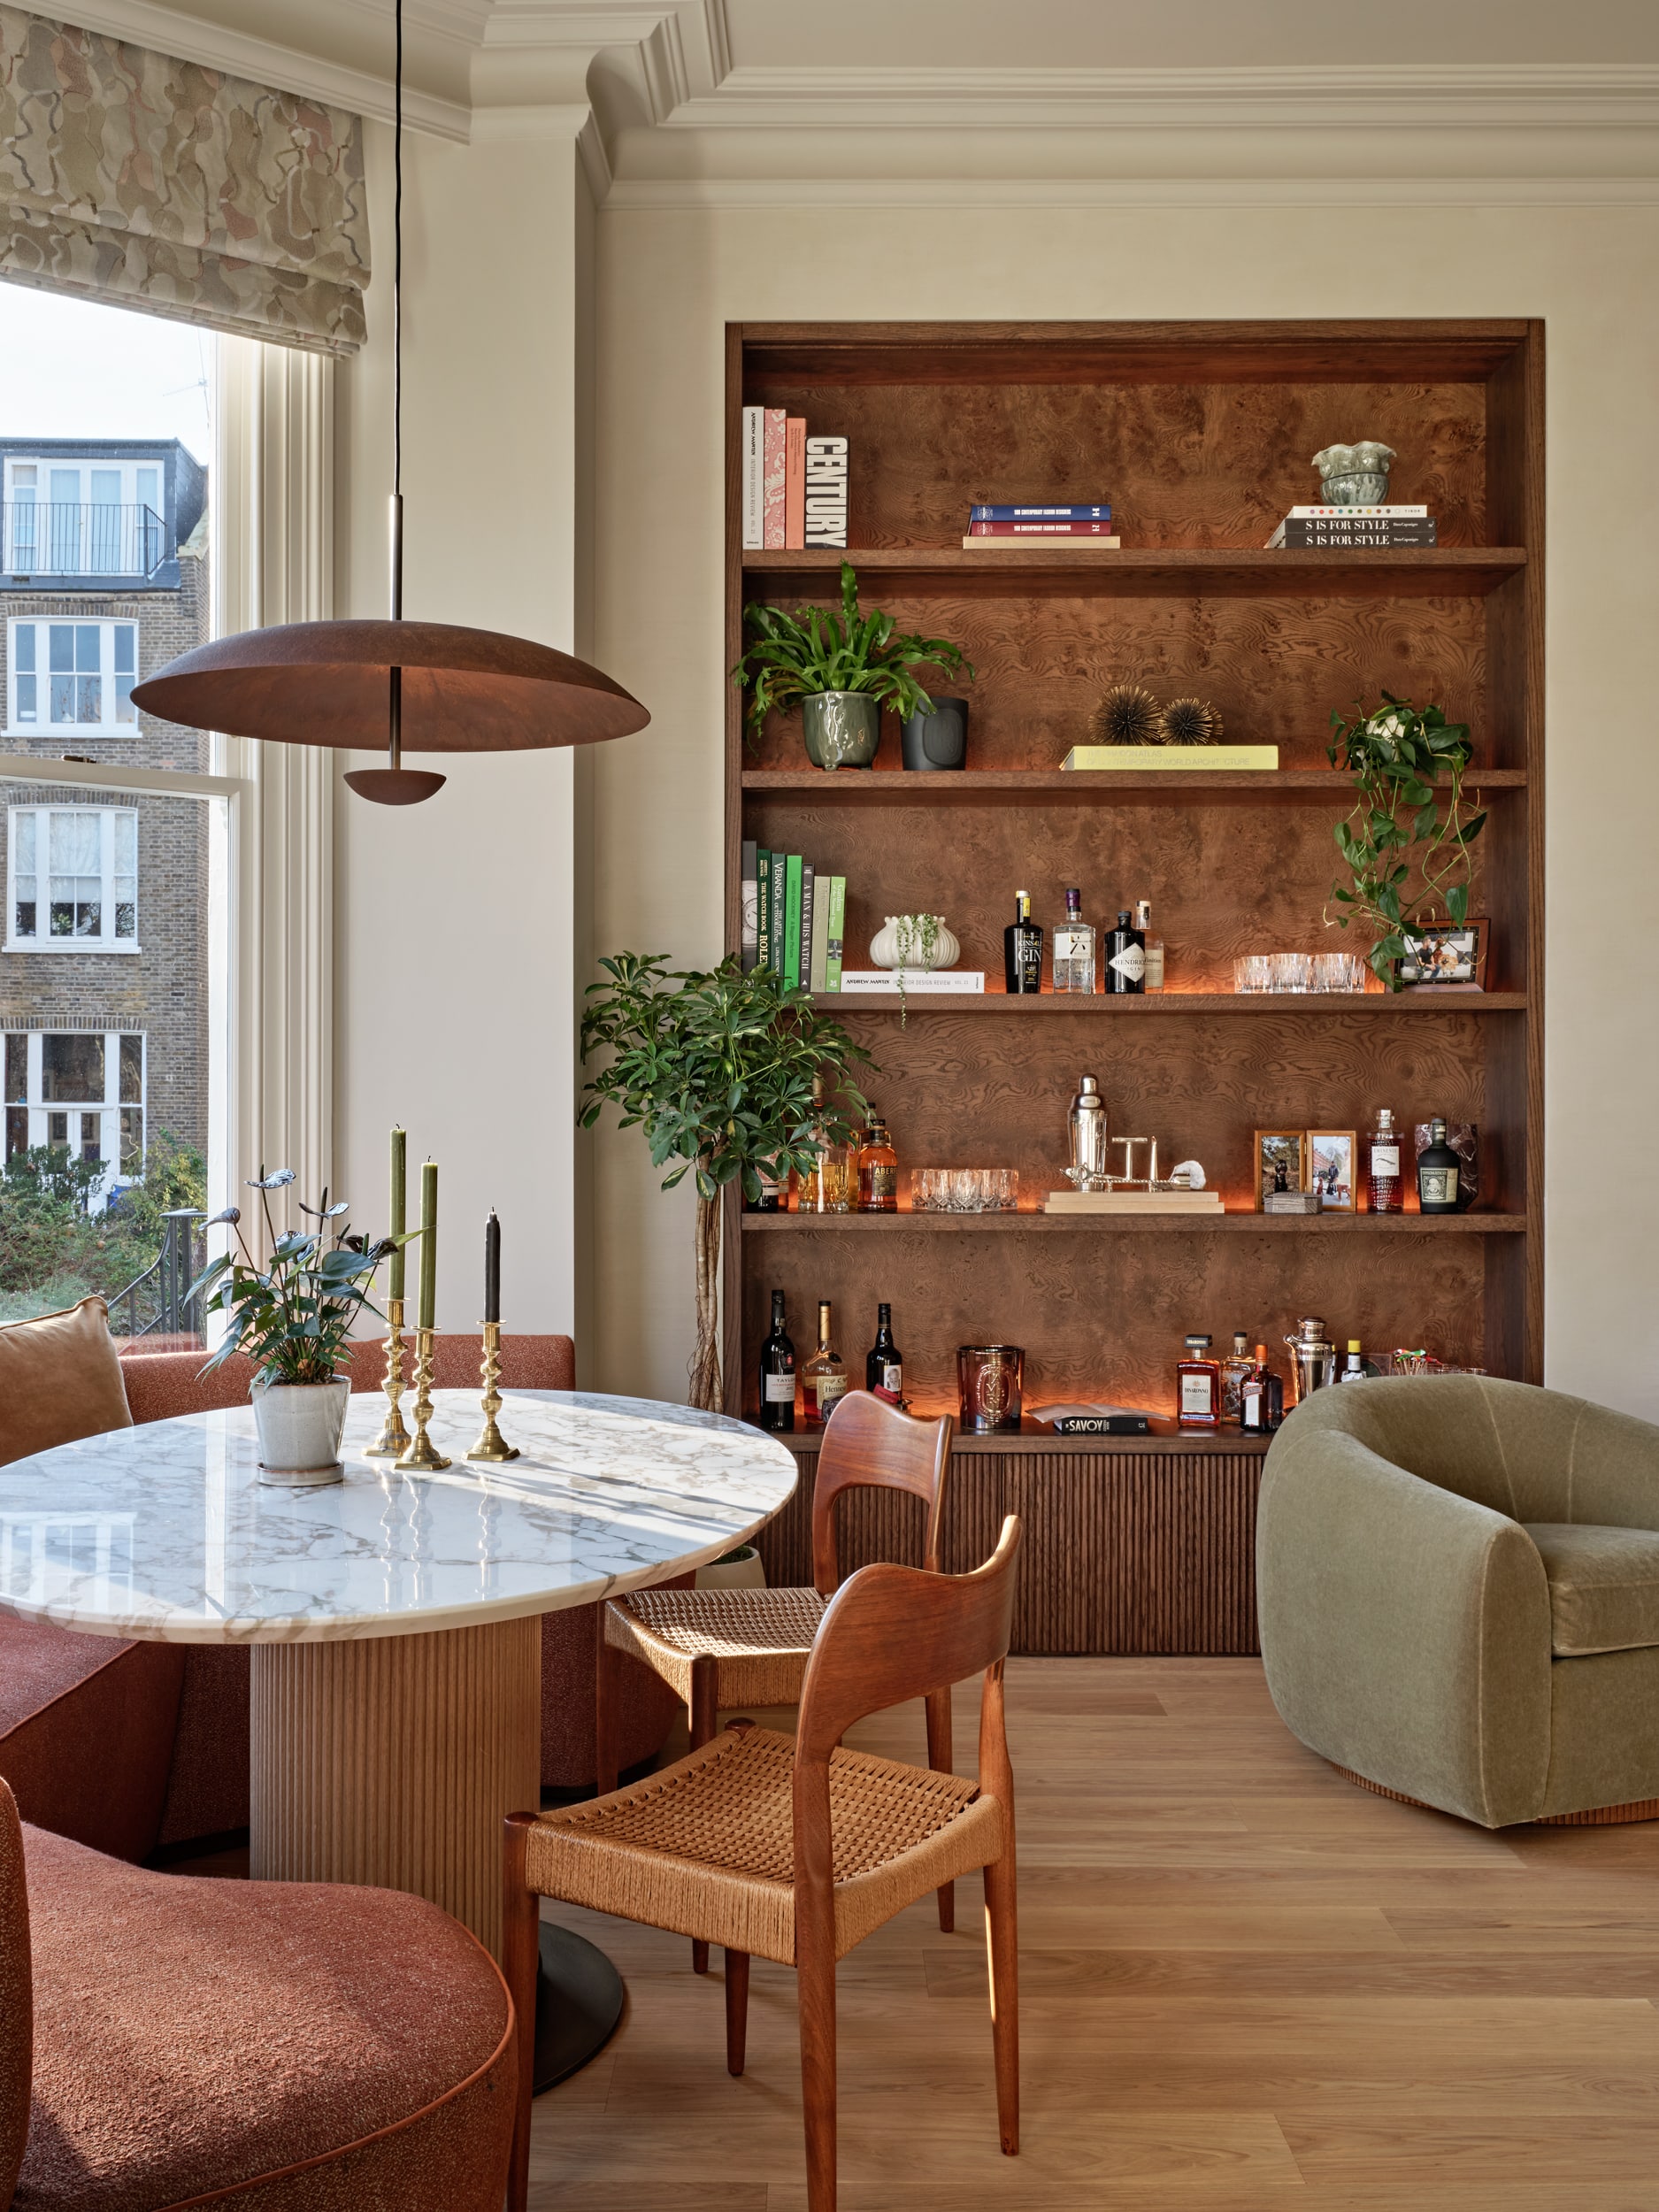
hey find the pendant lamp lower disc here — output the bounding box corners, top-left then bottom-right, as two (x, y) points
(343, 767), (447, 804)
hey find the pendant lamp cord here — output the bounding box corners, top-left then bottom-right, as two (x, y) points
(387, 0), (404, 768)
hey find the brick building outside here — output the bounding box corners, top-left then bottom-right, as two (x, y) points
(1, 438), (211, 1204)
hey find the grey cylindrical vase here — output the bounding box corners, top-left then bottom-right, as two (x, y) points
(801, 691), (879, 770)
(900, 695), (969, 771)
(251, 1376), (349, 1485)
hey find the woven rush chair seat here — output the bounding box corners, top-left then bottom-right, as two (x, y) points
(527, 1721), (1000, 1964)
(605, 1586), (829, 1708)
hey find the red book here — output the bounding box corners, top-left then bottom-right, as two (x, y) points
(784, 417), (806, 549)
(967, 518), (1118, 535)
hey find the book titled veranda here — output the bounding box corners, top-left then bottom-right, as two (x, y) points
(1061, 745), (1279, 772)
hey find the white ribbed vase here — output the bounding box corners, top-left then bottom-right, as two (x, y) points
(250, 1377), (349, 1485)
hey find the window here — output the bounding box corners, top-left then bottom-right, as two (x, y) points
(6, 620), (138, 735)
(7, 807), (138, 949)
(1, 1028), (144, 1201)
(3, 457), (164, 576)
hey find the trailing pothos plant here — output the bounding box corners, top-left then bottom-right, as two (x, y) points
(580, 954), (873, 1411)
(733, 558), (973, 737)
(1325, 693), (1486, 989)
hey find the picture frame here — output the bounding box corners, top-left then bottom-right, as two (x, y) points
(1307, 1128), (1357, 1212)
(1255, 1129), (1307, 1210)
(1397, 918), (1489, 991)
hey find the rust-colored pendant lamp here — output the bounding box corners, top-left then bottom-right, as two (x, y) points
(130, 0), (647, 803)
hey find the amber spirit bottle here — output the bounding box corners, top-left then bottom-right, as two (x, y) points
(802, 1300), (850, 1425)
(866, 1302), (903, 1402)
(1367, 1106), (1402, 1214)
(758, 1289), (795, 1432)
(857, 1113), (898, 1212)
(1105, 909), (1147, 995)
(1003, 889), (1044, 994)
(1177, 1333), (1220, 1428)
(1052, 888), (1096, 994)
(1417, 1117), (1461, 1214)
(1219, 1330), (1255, 1423)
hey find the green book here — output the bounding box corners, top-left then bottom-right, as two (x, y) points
(824, 876), (846, 992)
(783, 856), (803, 990)
(769, 852), (787, 974)
(756, 847), (772, 974)
(809, 880), (830, 993)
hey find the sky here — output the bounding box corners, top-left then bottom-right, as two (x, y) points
(0, 283), (214, 461)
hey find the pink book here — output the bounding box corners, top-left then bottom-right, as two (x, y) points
(784, 417), (806, 549)
(764, 408), (786, 549)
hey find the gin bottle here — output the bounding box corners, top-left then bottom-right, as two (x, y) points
(1134, 899), (1165, 992)
(1052, 888), (1096, 993)
(1367, 1106), (1402, 1215)
(1105, 909), (1147, 995)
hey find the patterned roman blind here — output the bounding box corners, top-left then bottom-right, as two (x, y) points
(0, 4), (370, 354)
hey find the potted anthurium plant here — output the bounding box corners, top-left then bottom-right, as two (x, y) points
(1325, 692), (1486, 989)
(580, 953), (872, 1411)
(190, 1171), (405, 1486)
(733, 558), (973, 769)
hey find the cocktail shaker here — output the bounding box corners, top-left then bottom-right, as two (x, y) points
(1283, 1316), (1337, 1405)
(1066, 1074), (1109, 1191)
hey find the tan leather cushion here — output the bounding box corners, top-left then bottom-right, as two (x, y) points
(0, 1297), (131, 1468)
(1524, 1523), (1659, 1657)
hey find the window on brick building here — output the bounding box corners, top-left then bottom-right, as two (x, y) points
(2, 1029), (144, 1196)
(6, 806), (138, 949)
(5, 620), (138, 735)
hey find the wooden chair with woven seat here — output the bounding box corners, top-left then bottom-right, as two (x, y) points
(595, 1387), (956, 1967)
(504, 1513), (1022, 2212)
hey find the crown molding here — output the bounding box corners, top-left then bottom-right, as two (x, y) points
(603, 172), (1659, 211)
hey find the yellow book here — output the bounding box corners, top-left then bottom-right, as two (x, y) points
(1043, 1190), (1225, 1214)
(1060, 745), (1279, 772)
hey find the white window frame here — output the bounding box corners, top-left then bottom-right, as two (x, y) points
(5, 618), (140, 738)
(5, 803), (140, 952)
(4, 457), (165, 578)
(2, 1026), (145, 1208)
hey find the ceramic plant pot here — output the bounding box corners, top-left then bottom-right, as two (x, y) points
(695, 1544), (767, 1591)
(801, 691), (880, 770)
(869, 915), (960, 971)
(1311, 440), (1396, 506)
(899, 695), (969, 771)
(251, 1375), (350, 1486)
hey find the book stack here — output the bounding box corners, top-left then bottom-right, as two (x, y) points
(741, 408), (849, 550)
(742, 842), (846, 990)
(1265, 504), (1437, 549)
(962, 502), (1120, 549)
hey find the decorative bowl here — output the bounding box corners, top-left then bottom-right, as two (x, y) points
(1311, 441), (1396, 506)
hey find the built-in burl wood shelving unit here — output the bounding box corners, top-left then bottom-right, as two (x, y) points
(724, 321), (1542, 1651)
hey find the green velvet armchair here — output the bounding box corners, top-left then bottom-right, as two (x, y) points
(1257, 1377), (1659, 1828)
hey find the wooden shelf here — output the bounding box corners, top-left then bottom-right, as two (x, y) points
(778, 1419), (1271, 1459)
(741, 546), (1527, 598)
(742, 1210), (1527, 1234)
(810, 991), (1527, 1014)
(743, 768), (1527, 804)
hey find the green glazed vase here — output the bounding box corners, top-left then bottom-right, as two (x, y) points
(801, 691), (879, 770)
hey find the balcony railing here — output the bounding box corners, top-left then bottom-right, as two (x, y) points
(104, 1209), (207, 1345)
(3, 503), (171, 581)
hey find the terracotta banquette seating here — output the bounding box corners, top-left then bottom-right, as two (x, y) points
(0, 1775), (515, 2212)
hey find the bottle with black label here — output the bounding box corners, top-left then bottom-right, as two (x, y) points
(1003, 889), (1044, 995)
(1240, 1345), (1286, 1433)
(1336, 1340), (1381, 1382)
(758, 1289), (795, 1432)
(1417, 1117), (1460, 1215)
(1104, 909), (1147, 995)
(866, 1302), (903, 1402)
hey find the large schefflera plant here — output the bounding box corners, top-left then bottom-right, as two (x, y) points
(580, 954), (873, 1411)
(1325, 692), (1486, 988)
(733, 558), (973, 733)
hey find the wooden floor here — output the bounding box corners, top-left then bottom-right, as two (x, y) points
(525, 1657), (1659, 2211)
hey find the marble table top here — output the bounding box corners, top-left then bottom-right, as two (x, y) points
(0, 1391), (798, 1645)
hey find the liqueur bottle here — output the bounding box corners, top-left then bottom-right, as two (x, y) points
(1003, 890), (1044, 995)
(758, 1289), (795, 1432)
(802, 1300), (850, 1425)
(1240, 1345), (1285, 1434)
(1219, 1330), (1256, 1423)
(1052, 888), (1096, 994)
(857, 1112), (898, 1212)
(1134, 899), (1165, 992)
(866, 1302), (903, 1403)
(1177, 1333), (1220, 1429)
(1417, 1117), (1461, 1215)
(1104, 909), (1147, 995)
(1367, 1106), (1402, 1215)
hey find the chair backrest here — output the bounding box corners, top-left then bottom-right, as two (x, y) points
(119, 1333), (575, 1425)
(0, 1781), (30, 2212)
(810, 1392), (953, 1595)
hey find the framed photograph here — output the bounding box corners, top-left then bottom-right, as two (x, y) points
(1255, 1129), (1307, 1210)
(1398, 918), (1489, 991)
(1307, 1128), (1357, 1212)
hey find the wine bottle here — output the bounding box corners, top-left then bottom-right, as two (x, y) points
(1336, 1340), (1380, 1382)
(1104, 909), (1147, 995)
(866, 1302), (903, 1402)
(1052, 888), (1096, 994)
(1367, 1106), (1402, 1214)
(1417, 1117), (1460, 1215)
(802, 1300), (849, 1424)
(1003, 889), (1044, 995)
(758, 1289), (795, 1432)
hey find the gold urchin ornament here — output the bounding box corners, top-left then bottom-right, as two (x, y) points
(1156, 696), (1224, 747)
(1089, 682), (1160, 747)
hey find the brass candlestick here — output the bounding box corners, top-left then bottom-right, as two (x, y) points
(398, 1326), (452, 1472)
(365, 1297), (411, 1458)
(465, 1320), (520, 1463)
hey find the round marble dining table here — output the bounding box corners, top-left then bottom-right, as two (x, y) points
(0, 1387), (798, 2084)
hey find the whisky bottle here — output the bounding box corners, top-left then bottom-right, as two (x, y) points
(802, 1300), (850, 1424)
(1417, 1117), (1460, 1214)
(1219, 1330), (1255, 1423)
(865, 1302), (903, 1402)
(1003, 889), (1044, 995)
(1177, 1333), (1220, 1428)
(1367, 1106), (1402, 1215)
(1104, 909), (1147, 995)
(857, 1112), (898, 1212)
(1134, 899), (1165, 992)
(1052, 888), (1096, 994)
(758, 1289), (795, 1432)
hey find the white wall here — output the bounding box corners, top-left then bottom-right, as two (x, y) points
(588, 199), (1659, 1418)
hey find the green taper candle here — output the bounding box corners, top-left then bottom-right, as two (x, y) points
(418, 1159), (438, 1331)
(388, 1126), (406, 1301)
